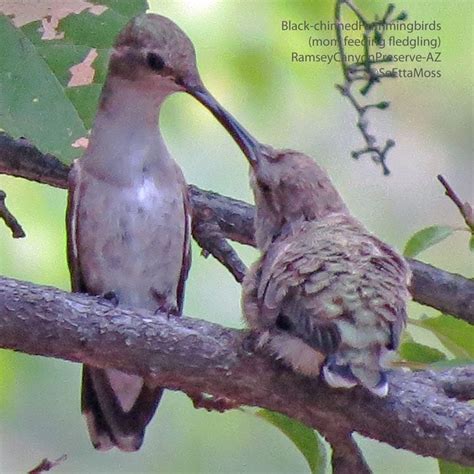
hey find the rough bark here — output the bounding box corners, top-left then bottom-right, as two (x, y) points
(0, 132), (473, 324)
(0, 276), (473, 467)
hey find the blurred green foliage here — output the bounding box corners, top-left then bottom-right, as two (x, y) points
(0, 0), (472, 472)
(256, 409), (327, 474)
(439, 460), (474, 474)
(411, 315), (474, 359)
(399, 339), (447, 365)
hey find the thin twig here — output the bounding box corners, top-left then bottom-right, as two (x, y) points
(28, 455), (67, 474)
(334, 0), (350, 82)
(438, 175), (474, 230)
(334, 0), (406, 174)
(0, 190), (25, 238)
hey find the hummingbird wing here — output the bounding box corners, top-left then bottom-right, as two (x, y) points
(66, 162), (86, 294)
(248, 216), (410, 396)
(66, 162), (167, 451)
(175, 170), (192, 315)
(256, 224), (342, 355)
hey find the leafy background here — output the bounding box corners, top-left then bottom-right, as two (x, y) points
(0, 0), (472, 472)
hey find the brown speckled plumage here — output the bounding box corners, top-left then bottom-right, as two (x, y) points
(242, 146), (411, 396)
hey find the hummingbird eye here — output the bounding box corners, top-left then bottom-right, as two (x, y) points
(146, 52), (165, 72)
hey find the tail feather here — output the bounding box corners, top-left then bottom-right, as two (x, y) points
(369, 372), (389, 397)
(275, 311), (340, 355)
(323, 356), (389, 397)
(322, 359), (358, 390)
(351, 365), (389, 397)
(81, 367), (115, 451)
(81, 365), (163, 451)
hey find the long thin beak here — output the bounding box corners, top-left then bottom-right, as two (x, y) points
(186, 86), (260, 166)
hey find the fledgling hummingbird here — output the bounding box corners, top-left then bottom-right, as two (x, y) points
(67, 14), (259, 451)
(241, 145), (411, 396)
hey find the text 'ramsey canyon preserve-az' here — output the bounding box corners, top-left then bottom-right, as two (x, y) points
(283, 19), (442, 78)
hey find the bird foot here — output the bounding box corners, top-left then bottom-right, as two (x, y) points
(150, 288), (179, 318)
(153, 304), (180, 319)
(102, 291), (119, 306)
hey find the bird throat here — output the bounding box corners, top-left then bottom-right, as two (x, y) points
(83, 76), (175, 185)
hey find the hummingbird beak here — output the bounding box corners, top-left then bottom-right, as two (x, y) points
(186, 85), (261, 166)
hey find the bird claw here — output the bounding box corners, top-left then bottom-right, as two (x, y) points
(102, 291), (119, 306)
(151, 288), (179, 318)
(153, 304), (179, 319)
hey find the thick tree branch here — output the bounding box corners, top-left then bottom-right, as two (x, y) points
(1, 132), (472, 323)
(0, 276), (473, 466)
(0, 134), (70, 188)
(408, 260), (474, 324)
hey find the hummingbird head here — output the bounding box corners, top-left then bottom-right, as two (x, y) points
(109, 13), (260, 163)
(249, 145), (348, 249)
(111, 14), (201, 91)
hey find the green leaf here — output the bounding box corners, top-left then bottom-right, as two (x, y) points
(34, 44), (92, 86)
(396, 11), (408, 21)
(66, 84), (103, 130)
(417, 315), (474, 359)
(403, 225), (454, 257)
(373, 30), (383, 46)
(257, 409), (326, 474)
(469, 235), (474, 252)
(93, 0), (149, 18)
(59, 9), (130, 48)
(399, 341), (447, 364)
(375, 101), (390, 110)
(0, 15), (87, 162)
(359, 81), (373, 96)
(439, 459), (474, 474)
(1, 3), (148, 163)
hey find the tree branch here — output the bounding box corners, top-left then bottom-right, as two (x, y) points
(28, 455), (67, 474)
(0, 275), (473, 466)
(408, 260), (474, 324)
(0, 134), (70, 188)
(0, 189), (25, 238)
(1, 132), (472, 323)
(438, 174), (474, 231)
(334, 0), (403, 175)
(328, 432), (372, 474)
(191, 200), (247, 283)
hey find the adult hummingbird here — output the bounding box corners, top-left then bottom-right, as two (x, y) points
(67, 14), (259, 451)
(241, 145), (411, 396)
